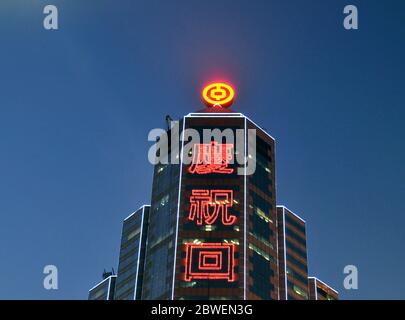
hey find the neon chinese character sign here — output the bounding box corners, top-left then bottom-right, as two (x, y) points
(188, 142), (234, 175)
(188, 189), (236, 225)
(184, 243), (235, 282)
(202, 83), (235, 108)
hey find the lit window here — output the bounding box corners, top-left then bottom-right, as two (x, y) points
(293, 285), (308, 298)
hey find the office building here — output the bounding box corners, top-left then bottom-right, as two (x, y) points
(308, 277), (339, 300)
(277, 206), (309, 300)
(87, 83), (338, 300)
(88, 274), (116, 300)
(141, 112), (278, 300)
(114, 205), (150, 300)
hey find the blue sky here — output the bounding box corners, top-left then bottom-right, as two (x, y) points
(0, 0), (404, 299)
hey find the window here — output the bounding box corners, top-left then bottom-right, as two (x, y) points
(293, 284), (308, 298)
(286, 239), (307, 259)
(285, 214), (306, 235)
(249, 251), (274, 299)
(286, 253), (307, 273)
(287, 280), (308, 299)
(127, 227), (141, 241)
(286, 266), (308, 285)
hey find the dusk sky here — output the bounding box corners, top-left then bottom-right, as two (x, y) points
(0, 0), (404, 299)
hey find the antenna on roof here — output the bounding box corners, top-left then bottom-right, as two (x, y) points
(102, 268), (114, 279)
(165, 115), (173, 131)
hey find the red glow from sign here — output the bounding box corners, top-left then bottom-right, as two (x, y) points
(188, 189), (236, 225)
(188, 142), (234, 175)
(184, 243), (235, 282)
(199, 252), (222, 270)
(202, 83), (235, 108)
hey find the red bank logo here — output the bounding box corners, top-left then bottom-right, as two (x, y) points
(202, 83), (235, 108)
(184, 243), (236, 282)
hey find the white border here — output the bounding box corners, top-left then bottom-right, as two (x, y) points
(275, 210), (280, 300)
(170, 112), (277, 300)
(187, 112), (244, 117)
(277, 205), (306, 223)
(88, 276), (110, 292)
(282, 207), (288, 299)
(171, 116), (186, 299)
(107, 276), (112, 300)
(186, 113), (275, 141)
(88, 275), (117, 300)
(133, 206), (146, 300)
(124, 204), (149, 222)
(308, 276), (339, 295)
(243, 116), (247, 300)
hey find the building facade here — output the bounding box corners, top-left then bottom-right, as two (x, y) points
(308, 277), (339, 300)
(141, 124), (182, 299)
(114, 205), (150, 300)
(88, 275), (116, 300)
(167, 113), (278, 300)
(88, 89), (338, 300)
(277, 206), (309, 300)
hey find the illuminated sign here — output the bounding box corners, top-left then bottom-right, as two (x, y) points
(188, 189), (236, 225)
(202, 83), (235, 108)
(188, 142), (234, 175)
(184, 243), (235, 282)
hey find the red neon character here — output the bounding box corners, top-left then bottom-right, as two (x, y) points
(188, 189), (236, 225)
(199, 252), (222, 270)
(184, 243), (235, 282)
(188, 142), (234, 175)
